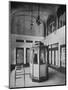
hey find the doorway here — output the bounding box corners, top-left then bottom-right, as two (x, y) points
(16, 48), (24, 65)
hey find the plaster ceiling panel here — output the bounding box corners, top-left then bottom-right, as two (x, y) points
(10, 2), (60, 36)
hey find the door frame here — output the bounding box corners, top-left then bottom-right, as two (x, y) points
(26, 48), (30, 67)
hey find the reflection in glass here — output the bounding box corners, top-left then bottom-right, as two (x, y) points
(16, 48), (24, 64)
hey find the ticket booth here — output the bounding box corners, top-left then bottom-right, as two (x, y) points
(30, 42), (48, 82)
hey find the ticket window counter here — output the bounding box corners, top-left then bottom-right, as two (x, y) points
(30, 42), (48, 82)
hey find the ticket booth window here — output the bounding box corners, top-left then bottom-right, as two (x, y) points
(40, 48), (45, 64)
(33, 54), (38, 64)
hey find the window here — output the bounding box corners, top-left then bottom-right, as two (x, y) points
(26, 40), (33, 43)
(40, 48), (45, 64)
(16, 40), (24, 42)
(33, 54), (38, 64)
(60, 45), (66, 67)
(48, 43), (59, 66)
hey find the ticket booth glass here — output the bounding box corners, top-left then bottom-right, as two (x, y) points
(26, 48), (30, 66)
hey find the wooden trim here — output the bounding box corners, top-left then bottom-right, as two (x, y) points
(48, 43), (59, 47)
(60, 46), (61, 67)
(32, 50), (34, 79)
(47, 46), (49, 64)
(15, 67), (16, 87)
(39, 48), (40, 80)
(26, 48), (30, 65)
(54, 50), (56, 65)
(48, 49), (51, 64)
(51, 45), (52, 64)
(45, 47), (46, 64)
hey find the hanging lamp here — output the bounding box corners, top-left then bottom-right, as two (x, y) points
(36, 4), (41, 25)
(30, 5), (34, 30)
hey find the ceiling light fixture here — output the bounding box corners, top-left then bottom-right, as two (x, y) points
(30, 5), (34, 30)
(36, 4), (41, 26)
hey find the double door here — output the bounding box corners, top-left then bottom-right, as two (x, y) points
(16, 48), (30, 66)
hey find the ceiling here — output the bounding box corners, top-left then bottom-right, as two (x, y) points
(10, 2), (60, 23)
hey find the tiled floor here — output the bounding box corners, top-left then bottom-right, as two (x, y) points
(10, 67), (65, 88)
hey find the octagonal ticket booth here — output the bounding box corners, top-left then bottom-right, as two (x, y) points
(30, 41), (48, 82)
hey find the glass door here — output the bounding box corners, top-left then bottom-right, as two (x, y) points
(16, 48), (24, 65)
(26, 48), (30, 66)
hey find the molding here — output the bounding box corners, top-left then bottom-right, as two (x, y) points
(11, 34), (44, 41)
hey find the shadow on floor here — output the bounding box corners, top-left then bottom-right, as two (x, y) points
(49, 65), (66, 74)
(48, 72), (56, 80)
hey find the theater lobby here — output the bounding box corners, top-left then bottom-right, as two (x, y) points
(9, 1), (66, 88)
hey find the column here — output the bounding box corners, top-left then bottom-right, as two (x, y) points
(46, 22), (47, 36)
(58, 43), (61, 67)
(38, 48), (40, 80)
(14, 48), (16, 64)
(24, 40), (26, 64)
(38, 48), (40, 65)
(24, 47), (26, 64)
